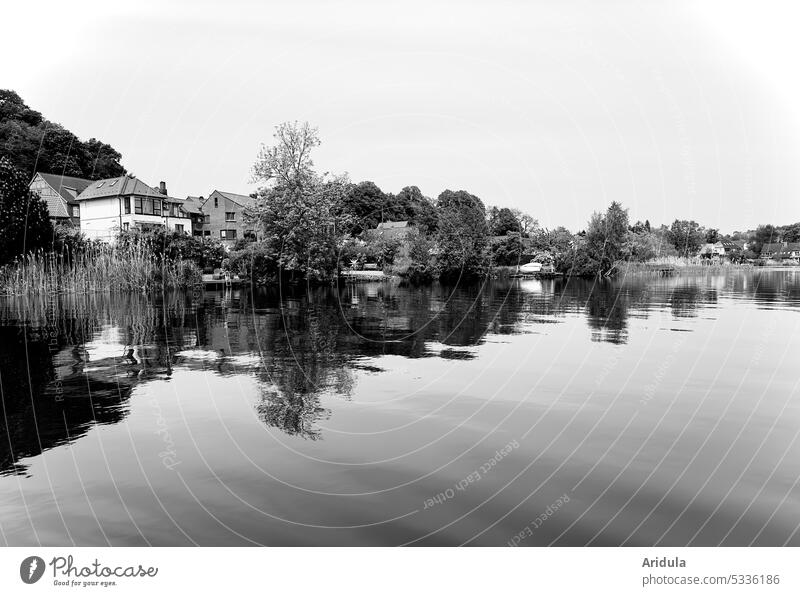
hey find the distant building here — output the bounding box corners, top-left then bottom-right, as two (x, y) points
(366, 220), (413, 241)
(762, 242), (800, 260)
(201, 190), (257, 244)
(77, 175), (190, 241)
(29, 173), (93, 226)
(182, 195), (206, 236)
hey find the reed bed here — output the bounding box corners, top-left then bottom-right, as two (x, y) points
(617, 256), (753, 276)
(0, 242), (202, 296)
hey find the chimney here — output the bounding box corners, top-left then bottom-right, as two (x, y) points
(159, 181), (167, 195)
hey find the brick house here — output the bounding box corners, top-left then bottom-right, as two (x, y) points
(201, 190), (257, 244)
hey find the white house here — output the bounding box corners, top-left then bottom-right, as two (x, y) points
(77, 175), (191, 241)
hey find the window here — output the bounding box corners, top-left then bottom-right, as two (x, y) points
(220, 229), (237, 240)
(225, 212), (236, 222)
(71, 205), (80, 218)
(170, 204), (179, 217)
(204, 214), (211, 224)
(122, 223), (129, 231)
(214, 197), (218, 208)
(96, 181), (104, 188)
(203, 230), (211, 236)
(123, 197), (131, 214)
(153, 199), (161, 216)
(175, 224), (184, 233)
(134, 197), (143, 214)
(109, 180), (117, 187)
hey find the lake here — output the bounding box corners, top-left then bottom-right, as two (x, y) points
(1, 269), (799, 546)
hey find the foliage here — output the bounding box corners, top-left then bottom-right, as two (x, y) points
(251, 120), (319, 188)
(0, 157), (53, 265)
(338, 180), (389, 234)
(392, 185), (439, 232)
(0, 90), (125, 179)
(116, 228), (226, 271)
(435, 189), (490, 280)
(668, 219), (705, 257)
(488, 206), (522, 236)
(490, 234), (525, 266)
(225, 242), (280, 285)
(389, 228), (436, 283)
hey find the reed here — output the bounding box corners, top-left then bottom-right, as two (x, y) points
(616, 256), (753, 276)
(0, 241), (202, 296)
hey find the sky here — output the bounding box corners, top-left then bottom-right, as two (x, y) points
(3, 0), (800, 231)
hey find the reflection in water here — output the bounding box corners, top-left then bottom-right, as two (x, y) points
(1, 269), (799, 545)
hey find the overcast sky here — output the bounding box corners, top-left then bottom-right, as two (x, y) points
(3, 0), (799, 231)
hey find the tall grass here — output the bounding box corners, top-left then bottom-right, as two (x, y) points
(616, 256), (753, 276)
(0, 242), (202, 296)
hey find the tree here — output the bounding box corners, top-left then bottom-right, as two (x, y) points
(435, 189), (490, 280)
(249, 122), (352, 281)
(510, 208), (538, 236)
(251, 121), (320, 189)
(668, 219), (705, 257)
(0, 89), (126, 179)
(0, 157), (53, 265)
(338, 180), (389, 234)
(705, 228), (719, 243)
(488, 206), (521, 236)
(393, 185), (439, 232)
(748, 224), (780, 255)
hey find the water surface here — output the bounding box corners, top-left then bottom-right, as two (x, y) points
(1, 269), (799, 546)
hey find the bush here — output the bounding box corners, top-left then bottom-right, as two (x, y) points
(226, 242), (280, 285)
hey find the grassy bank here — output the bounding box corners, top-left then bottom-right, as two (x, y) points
(0, 244), (201, 296)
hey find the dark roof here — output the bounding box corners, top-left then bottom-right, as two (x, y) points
(208, 190), (256, 209)
(761, 242), (782, 253)
(77, 175), (180, 202)
(182, 196), (204, 214)
(36, 173), (93, 205)
(716, 240), (740, 250)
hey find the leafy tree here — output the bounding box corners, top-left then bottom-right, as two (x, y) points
(705, 228), (719, 243)
(338, 180), (389, 234)
(488, 206), (521, 236)
(748, 224), (780, 255)
(509, 208), (538, 236)
(668, 219), (705, 257)
(393, 185), (439, 232)
(0, 90), (126, 179)
(249, 122), (352, 281)
(0, 157), (53, 265)
(491, 235), (525, 266)
(251, 120), (320, 188)
(435, 189), (490, 280)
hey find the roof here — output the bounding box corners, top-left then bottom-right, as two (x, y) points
(375, 220), (409, 230)
(762, 242), (787, 253)
(181, 196), (204, 214)
(76, 175), (175, 201)
(209, 190), (256, 209)
(36, 173), (93, 205)
(716, 240), (740, 250)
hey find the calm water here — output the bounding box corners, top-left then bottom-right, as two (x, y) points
(1, 269), (799, 546)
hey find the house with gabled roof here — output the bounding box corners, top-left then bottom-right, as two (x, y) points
(201, 190), (257, 243)
(29, 172), (93, 225)
(762, 241), (800, 260)
(366, 220), (413, 241)
(76, 175), (191, 242)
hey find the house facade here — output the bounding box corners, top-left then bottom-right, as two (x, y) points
(77, 175), (190, 242)
(366, 220), (413, 241)
(182, 196), (206, 236)
(29, 173), (93, 226)
(761, 242), (800, 260)
(201, 190), (257, 244)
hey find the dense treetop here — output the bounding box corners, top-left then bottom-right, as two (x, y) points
(0, 90), (126, 180)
